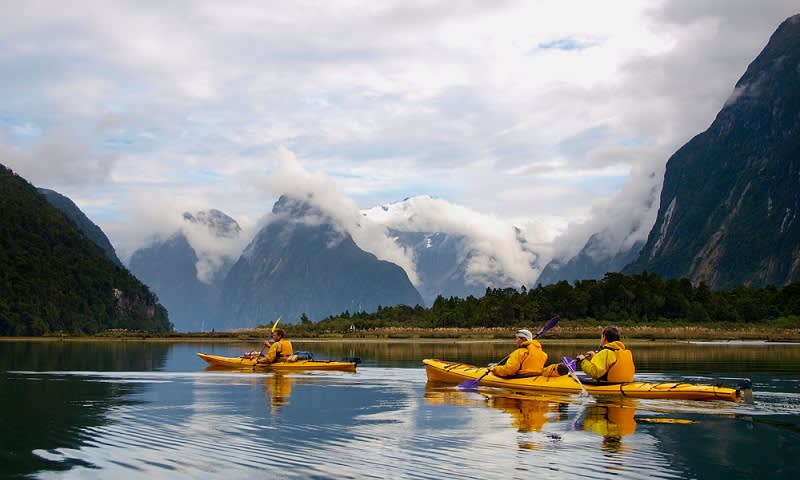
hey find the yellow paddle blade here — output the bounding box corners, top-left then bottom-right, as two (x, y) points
(271, 316), (282, 332)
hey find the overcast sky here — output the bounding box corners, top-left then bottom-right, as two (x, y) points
(1, 1), (797, 284)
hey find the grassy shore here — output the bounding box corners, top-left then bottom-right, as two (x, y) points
(4, 322), (799, 342)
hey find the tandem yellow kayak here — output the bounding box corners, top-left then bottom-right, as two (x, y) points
(423, 359), (748, 402)
(197, 353), (358, 372)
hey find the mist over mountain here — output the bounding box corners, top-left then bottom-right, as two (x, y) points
(37, 188), (123, 267)
(625, 14), (800, 288)
(218, 195), (424, 328)
(362, 196), (542, 304)
(128, 209), (240, 332)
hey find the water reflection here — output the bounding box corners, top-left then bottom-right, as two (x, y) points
(263, 373), (294, 413)
(424, 383), (643, 452)
(577, 400), (638, 453)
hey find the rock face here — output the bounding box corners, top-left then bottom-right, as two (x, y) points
(37, 188), (123, 267)
(218, 195), (424, 328)
(625, 14), (800, 288)
(128, 209), (240, 332)
(538, 235), (644, 286)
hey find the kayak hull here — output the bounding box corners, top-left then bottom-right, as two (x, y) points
(197, 353), (357, 372)
(423, 359), (742, 402)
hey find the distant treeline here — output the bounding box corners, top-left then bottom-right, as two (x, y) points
(289, 272), (800, 334)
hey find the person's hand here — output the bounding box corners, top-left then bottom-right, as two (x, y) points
(576, 355), (586, 362)
(584, 351), (595, 360)
(264, 339), (272, 346)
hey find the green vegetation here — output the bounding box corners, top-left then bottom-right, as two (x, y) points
(0, 164), (172, 336)
(283, 272), (800, 337)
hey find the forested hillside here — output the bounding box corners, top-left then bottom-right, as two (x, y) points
(0, 164), (172, 335)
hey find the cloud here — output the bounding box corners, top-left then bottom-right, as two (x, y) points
(362, 195), (541, 287)
(252, 146), (420, 285)
(0, 131), (115, 187)
(1, 0), (798, 280)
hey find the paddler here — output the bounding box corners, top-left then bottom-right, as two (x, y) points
(489, 329), (548, 378)
(576, 326), (635, 382)
(263, 329), (294, 363)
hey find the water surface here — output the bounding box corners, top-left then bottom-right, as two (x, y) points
(1, 340), (798, 479)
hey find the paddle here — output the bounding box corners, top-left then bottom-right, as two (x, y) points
(458, 315), (560, 390)
(561, 355), (589, 397)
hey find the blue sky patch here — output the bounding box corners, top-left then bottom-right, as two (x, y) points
(536, 36), (601, 51)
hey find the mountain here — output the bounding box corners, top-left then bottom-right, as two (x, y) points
(218, 195), (424, 328)
(37, 188), (123, 267)
(389, 230), (488, 304)
(0, 163), (171, 335)
(128, 209), (240, 332)
(538, 235), (644, 286)
(625, 14), (800, 288)
(362, 196), (541, 305)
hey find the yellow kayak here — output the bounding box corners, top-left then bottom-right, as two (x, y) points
(423, 359), (745, 402)
(197, 353), (358, 372)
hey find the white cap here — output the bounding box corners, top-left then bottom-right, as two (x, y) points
(515, 329), (533, 341)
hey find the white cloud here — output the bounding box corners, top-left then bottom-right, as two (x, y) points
(0, 0), (797, 279)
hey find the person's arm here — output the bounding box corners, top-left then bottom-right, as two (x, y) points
(491, 349), (523, 377)
(264, 342), (280, 363)
(579, 349), (616, 380)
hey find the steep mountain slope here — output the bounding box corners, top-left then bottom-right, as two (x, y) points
(625, 14), (800, 288)
(0, 164), (171, 335)
(218, 195), (423, 328)
(389, 230), (487, 304)
(37, 188), (123, 267)
(538, 235), (643, 286)
(129, 209), (240, 332)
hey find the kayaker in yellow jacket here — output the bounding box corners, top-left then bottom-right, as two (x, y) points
(490, 329), (548, 377)
(577, 326), (635, 382)
(263, 329), (294, 363)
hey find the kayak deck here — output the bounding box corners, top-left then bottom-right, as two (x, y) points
(197, 353), (357, 372)
(423, 359), (744, 402)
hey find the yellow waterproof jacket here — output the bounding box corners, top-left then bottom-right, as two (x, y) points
(579, 341), (635, 382)
(491, 340), (547, 377)
(264, 338), (294, 363)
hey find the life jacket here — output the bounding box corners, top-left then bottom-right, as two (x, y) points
(518, 340), (548, 375)
(491, 340), (547, 377)
(266, 338), (294, 363)
(601, 341), (635, 382)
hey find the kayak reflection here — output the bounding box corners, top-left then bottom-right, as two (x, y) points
(424, 383), (569, 433)
(263, 373), (294, 413)
(486, 394), (568, 433)
(424, 384), (639, 451)
(576, 399), (638, 453)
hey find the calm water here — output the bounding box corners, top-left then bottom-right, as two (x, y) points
(1, 339), (799, 479)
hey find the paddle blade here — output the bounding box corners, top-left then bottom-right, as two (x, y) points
(271, 316), (282, 332)
(457, 378), (480, 391)
(561, 355), (577, 373)
(534, 315), (560, 338)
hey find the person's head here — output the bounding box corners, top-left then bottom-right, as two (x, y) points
(272, 329), (286, 340)
(601, 326), (620, 344)
(515, 329), (533, 344)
